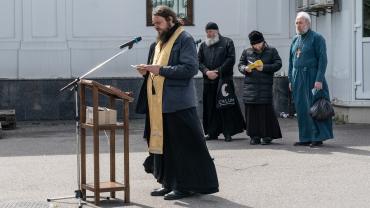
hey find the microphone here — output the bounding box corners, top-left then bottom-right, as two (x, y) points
(119, 37), (142, 49)
(194, 39), (202, 45)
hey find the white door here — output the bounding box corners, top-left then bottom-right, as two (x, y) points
(356, 0), (370, 99)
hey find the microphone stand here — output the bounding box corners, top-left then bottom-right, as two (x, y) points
(47, 41), (137, 208)
(195, 39), (202, 48)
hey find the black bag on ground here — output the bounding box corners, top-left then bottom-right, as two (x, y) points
(309, 98), (335, 121)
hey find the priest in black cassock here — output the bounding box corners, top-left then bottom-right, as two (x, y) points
(135, 6), (219, 200)
(198, 22), (245, 142)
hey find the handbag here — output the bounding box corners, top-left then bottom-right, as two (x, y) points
(216, 76), (237, 109)
(309, 89), (335, 121)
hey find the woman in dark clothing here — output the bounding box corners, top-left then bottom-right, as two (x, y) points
(238, 31), (282, 145)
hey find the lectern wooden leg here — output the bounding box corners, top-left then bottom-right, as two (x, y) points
(93, 86), (100, 205)
(80, 128), (86, 199)
(109, 96), (116, 199)
(110, 128), (116, 199)
(124, 102), (130, 203)
(80, 85), (87, 200)
(93, 134), (100, 205)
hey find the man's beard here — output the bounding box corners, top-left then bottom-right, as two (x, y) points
(205, 34), (220, 46)
(296, 25), (309, 35)
(157, 23), (179, 43)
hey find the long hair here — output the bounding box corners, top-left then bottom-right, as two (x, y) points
(152, 5), (179, 25)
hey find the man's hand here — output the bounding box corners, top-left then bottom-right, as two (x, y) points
(206, 70), (219, 80)
(245, 66), (252, 73)
(314, 82), (323, 90)
(137, 64), (161, 75)
(135, 64), (147, 76)
(289, 83), (292, 92)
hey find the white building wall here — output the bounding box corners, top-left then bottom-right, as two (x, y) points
(313, 0), (370, 104)
(0, 0), (294, 79)
(2, 0), (370, 122)
(313, 0), (355, 103)
(312, 0), (370, 123)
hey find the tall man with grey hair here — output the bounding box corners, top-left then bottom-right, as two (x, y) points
(288, 12), (334, 147)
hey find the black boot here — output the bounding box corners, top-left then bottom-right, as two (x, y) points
(261, 137), (272, 145)
(310, 141), (323, 148)
(250, 137), (261, 145)
(150, 187), (171, 196)
(293, 141), (311, 146)
(205, 134), (218, 141)
(164, 190), (194, 200)
(224, 134), (232, 142)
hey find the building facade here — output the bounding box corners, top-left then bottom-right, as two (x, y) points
(0, 0), (369, 123)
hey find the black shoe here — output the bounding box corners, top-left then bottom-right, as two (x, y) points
(293, 141), (311, 146)
(250, 137), (261, 145)
(205, 135), (218, 141)
(164, 190), (193, 200)
(310, 141), (323, 148)
(261, 138), (272, 145)
(150, 187), (171, 196)
(224, 134), (232, 142)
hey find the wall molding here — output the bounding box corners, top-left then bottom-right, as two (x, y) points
(0, 0), (16, 39)
(30, 0), (58, 38)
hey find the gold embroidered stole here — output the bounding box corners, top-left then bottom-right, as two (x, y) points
(147, 27), (184, 154)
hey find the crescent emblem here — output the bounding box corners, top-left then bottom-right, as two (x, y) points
(221, 83), (229, 97)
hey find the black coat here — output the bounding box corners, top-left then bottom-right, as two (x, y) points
(198, 35), (235, 83)
(238, 45), (282, 104)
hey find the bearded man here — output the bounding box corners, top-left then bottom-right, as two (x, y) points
(198, 22), (245, 142)
(288, 12), (334, 147)
(135, 6), (219, 200)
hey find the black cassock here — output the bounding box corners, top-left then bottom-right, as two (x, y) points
(143, 108), (219, 194)
(198, 36), (245, 138)
(203, 81), (245, 137)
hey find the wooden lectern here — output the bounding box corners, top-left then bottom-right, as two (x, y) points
(79, 79), (133, 205)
